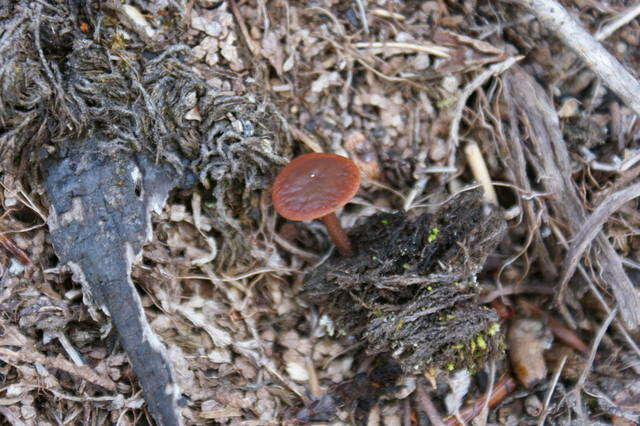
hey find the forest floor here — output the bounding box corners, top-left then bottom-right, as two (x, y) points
(2, 0), (640, 425)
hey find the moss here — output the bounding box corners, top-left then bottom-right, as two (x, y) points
(303, 190), (506, 373)
(487, 322), (500, 336)
(476, 334), (487, 350)
(427, 227), (440, 243)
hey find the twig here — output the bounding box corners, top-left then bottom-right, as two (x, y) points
(478, 361), (496, 426)
(576, 307), (618, 390)
(0, 347), (116, 391)
(538, 354), (568, 426)
(479, 282), (556, 303)
(465, 141), (498, 204)
(370, 9), (405, 21)
(0, 232), (31, 265)
(289, 125), (324, 153)
(403, 177), (428, 211)
(306, 357), (322, 398)
(354, 0), (370, 34)
(506, 66), (640, 329)
(48, 389), (121, 403)
(447, 56), (523, 166)
(443, 375), (517, 426)
(228, 0), (260, 55)
(57, 332), (85, 366)
(415, 381), (444, 426)
(518, 0), (640, 116)
(557, 182), (640, 306)
(353, 41), (450, 58)
(595, 3), (640, 41)
(584, 274), (640, 359)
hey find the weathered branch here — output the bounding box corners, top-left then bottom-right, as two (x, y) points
(44, 137), (186, 426)
(558, 183), (640, 301)
(516, 0), (640, 116)
(505, 66), (640, 329)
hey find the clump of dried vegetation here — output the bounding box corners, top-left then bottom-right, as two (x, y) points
(2, 0), (640, 425)
(304, 190), (506, 375)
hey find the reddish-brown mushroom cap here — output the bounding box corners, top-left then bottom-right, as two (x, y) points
(272, 153), (361, 221)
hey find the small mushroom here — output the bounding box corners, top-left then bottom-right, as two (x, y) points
(272, 153), (360, 256)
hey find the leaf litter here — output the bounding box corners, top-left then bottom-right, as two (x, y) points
(1, 0), (640, 425)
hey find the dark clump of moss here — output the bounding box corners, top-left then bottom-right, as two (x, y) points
(303, 190), (507, 373)
(0, 1), (292, 265)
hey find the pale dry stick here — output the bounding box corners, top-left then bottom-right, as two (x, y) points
(0, 347), (116, 391)
(447, 56), (523, 167)
(595, 2), (640, 41)
(480, 283), (556, 303)
(518, 0), (640, 116)
(227, 0), (260, 55)
(551, 222), (640, 357)
(424, 166), (458, 174)
(320, 35), (429, 89)
(354, 0), (370, 34)
(305, 357), (322, 398)
(48, 389), (122, 403)
(272, 233), (321, 262)
(584, 273), (640, 358)
(619, 150), (640, 172)
(353, 41), (451, 58)
(507, 67), (640, 329)
(403, 177), (428, 211)
(57, 332), (85, 366)
(478, 361), (496, 426)
(557, 182), (640, 305)
(537, 354), (568, 426)
(465, 141), (498, 204)
(572, 307), (618, 399)
(306, 6), (345, 36)
(370, 8), (405, 20)
(289, 125), (324, 153)
(415, 381), (445, 426)
(0, 182), (48, 223)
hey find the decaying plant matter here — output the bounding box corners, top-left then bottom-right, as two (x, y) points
(0, 1), (291, 264)
(3, 0), (640, 424)
(294, 358), (403, 424)
(304, 190), (507, 373)
(0, 1), (290, 424)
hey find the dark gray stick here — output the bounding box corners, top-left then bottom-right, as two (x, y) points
(43, 137), (189, 426)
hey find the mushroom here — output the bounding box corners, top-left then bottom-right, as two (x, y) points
(272, 153), (361, 256)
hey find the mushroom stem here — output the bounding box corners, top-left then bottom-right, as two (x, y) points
(321, 212), (353, 256)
